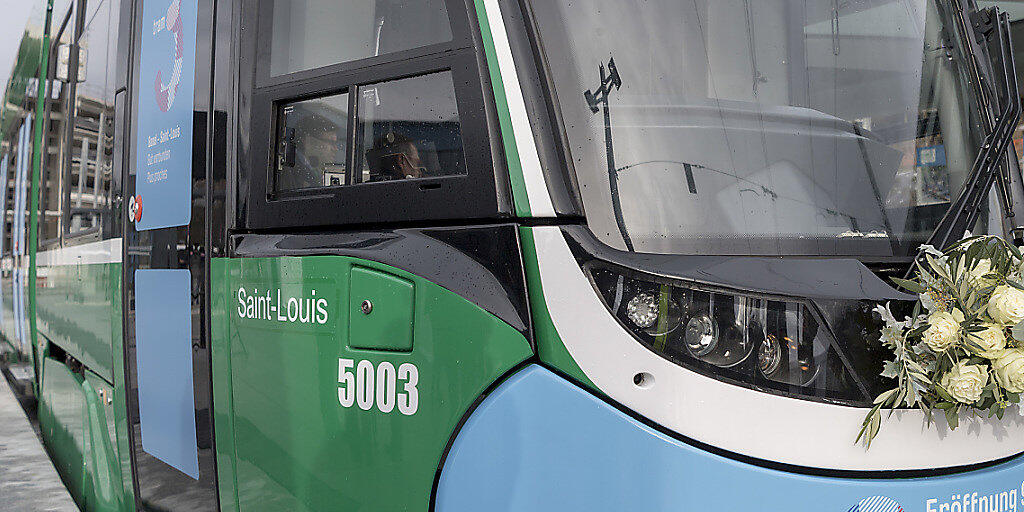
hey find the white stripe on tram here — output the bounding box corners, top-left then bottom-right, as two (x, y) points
(480, 0), (556, 217)
(36, 238), (123, 267)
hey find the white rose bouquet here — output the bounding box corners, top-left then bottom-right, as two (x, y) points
(859, 235), (1024, 446)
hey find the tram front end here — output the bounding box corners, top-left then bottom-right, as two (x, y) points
(437, 1), (1024, 510)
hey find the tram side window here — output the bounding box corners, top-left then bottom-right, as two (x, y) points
(357, 72), (465, 183)
(274, 71), (466, 192)
(67, 0), (117, 239)
(39, 3), (78, 246)
(276, 92), (350, 191)
(268, 0), (453, 77)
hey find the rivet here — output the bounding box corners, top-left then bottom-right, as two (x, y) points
(360, 300), (373, 315)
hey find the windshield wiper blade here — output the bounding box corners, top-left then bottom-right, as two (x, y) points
(922, 5), (1021, 254)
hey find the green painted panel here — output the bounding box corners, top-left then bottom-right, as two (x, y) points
(38, 357), (88, 507)
(212, 255), (532, 511)
(38, 357), (130, 512)
(106, 271), (135, 512)
(518, 227), (596, 390)
(348, 266), (414, 352)
(35, 262), (120, 382)
(211, 258), (240, 512)
(82, 372), (128, 512)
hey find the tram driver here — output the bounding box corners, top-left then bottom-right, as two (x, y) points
(366, 132), (430, 181)
(278, 104), (346, 191)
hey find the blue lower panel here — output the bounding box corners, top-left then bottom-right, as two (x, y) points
(435, 365), (1024, 512)
(135, 269), (199, 479)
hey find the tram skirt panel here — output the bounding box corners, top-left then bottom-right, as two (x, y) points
(434, 365), (1024, 511)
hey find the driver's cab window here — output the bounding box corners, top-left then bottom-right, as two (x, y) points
(357, 72), (465, 184)
(245, 0), (500, 229)
(275, 92), (349, 191)
(274, 71), (465, 192)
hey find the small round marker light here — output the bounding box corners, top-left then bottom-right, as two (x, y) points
(625, 293), (659, 328)
(684, 314), (718, 356)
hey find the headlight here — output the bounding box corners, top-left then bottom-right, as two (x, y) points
(587, 264), (871, 404)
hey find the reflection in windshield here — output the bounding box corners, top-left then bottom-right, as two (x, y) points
(532, 0), (985, 256)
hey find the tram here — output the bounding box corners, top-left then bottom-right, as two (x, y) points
(2, 0), (1024, 510)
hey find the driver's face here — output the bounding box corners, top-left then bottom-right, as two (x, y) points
(302, 128), (341, 169)
(399, 144), (422, 176)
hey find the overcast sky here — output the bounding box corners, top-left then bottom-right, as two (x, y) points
(0, 1), (35, 92)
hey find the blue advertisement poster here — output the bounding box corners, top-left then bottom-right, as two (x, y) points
(132, 0), (197, 231)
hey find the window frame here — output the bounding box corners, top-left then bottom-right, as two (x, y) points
(64, 0), (118, 244)
(37, 1), (79, 250)
(240, 0), (508, 230)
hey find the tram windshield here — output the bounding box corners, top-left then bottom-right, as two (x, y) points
(531, 0), (988, 257)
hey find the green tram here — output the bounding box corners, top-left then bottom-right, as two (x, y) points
(3, 0), (1024, 510)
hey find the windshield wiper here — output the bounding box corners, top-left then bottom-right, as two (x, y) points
(922, 4), (1021, 254)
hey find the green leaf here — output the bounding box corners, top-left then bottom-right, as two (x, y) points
(965, 242), (982, 265)
(1005, 280), (1024, 292)
(873, 388), (898, 405)
(945, 406), (960, 430)
(856, 404), (884, 447)
(867, 410), (881, 446)
(908, 372), (933, 386)
(935, 384), (955, 403)
(908, 324), (929, 338)
(927, 254), (950, 279)
(1007, 243), (1023, 262)
(880, 360), (900, 379)
(891, 277), (926, 294)
(965, 355), (986, 366)
(1012, 322), (1024, 342)
(894, 389), (908, 410)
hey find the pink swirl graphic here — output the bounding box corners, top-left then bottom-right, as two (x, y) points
(154, 0), (184, 112)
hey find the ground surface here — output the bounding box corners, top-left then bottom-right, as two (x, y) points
(0, 368), (78, 512)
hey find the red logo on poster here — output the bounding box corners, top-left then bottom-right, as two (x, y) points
(129, 195), (143, 223)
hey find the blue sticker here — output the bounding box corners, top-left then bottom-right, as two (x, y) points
(133, 0), (197, 230)
(917, 145), (947, 167)
(135, 269), (199, 479)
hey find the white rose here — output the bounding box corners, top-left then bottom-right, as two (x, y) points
(940, 361), (989, 404)
(993, 348), (1024, 393)
(966, 324), (1007, 359)
(923, 309), (964, 353)
(988, 285), (1024, 325)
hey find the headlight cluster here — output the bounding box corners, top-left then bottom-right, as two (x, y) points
(588, 265), (870, 404)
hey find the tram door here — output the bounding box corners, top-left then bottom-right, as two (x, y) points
(118, 0), (219, 509)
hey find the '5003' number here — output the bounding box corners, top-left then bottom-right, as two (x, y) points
(338, 359), (418, 415)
